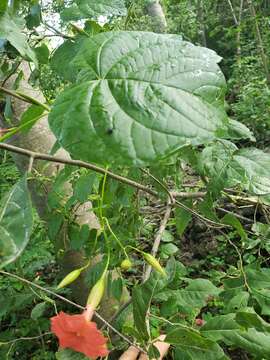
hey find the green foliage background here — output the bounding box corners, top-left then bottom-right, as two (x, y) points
(1, 0), (270, 359)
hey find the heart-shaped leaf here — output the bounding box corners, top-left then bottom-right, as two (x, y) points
(49, 31), (229, 166)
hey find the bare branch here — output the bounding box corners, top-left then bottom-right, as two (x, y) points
(226, 0), (239, 25)
(143, 198), (172, 282)
(0, 142), (205, 200)
(43, 22), (74, 40)
(0, 142), (229, 228)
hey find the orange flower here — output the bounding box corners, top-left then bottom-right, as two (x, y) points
(51, 306), (109, 359)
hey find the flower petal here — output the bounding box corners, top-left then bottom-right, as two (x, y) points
(50, 311), (109, 358)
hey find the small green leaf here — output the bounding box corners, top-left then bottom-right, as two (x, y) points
(73, 172), (96, 202)
(160, 243), (178, 259)
(20, 104), (45, 132)
(0, 176), (33, 268)
(25, 4), (42, 29)
(224, 291), (249, 313)
(253, 288), (270, 315)
(34, 44), (50, 64)
(0, 12), (37, 64)
(31, 302), (47, 320)
(111, 278), (123, 302)
(199, 140), (237, 194)
(148, 344), (160, 359)
(60, 4), (83, 22)
(166, 327), (226, 359)
(227, 118), (255, 141)
(174, 204), (192, 236)
(161, 229), (174, 242)
(222, 213), (247, 242)
(69, 224), (90, 250)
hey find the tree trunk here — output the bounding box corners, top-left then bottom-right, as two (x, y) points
(197, 0), (207, 47)
(145, 0), (167, 33)
(247, 0), (270, 84)
(226, 0), (243, 64)
(0, 63), (96, 304)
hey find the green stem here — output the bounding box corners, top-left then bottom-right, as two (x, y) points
(99, 166), (109, 227)
(0, 113), (48, 142)
(125, 245), (144, 255)
(97, 167), (111, 273)
(103, 217), (128, 258)
(0, 86), (50, 111)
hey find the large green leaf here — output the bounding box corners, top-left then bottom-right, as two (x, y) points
(160, 279), (220, 317)
(230, 148), (270, 195)
(166, 327), (227, 359)
(49, 31), (228, 166)
(201, 314), (270, 358)
(172, 279), (219, 307)
(0, 12), (37, 64)
(226, 118), (255, 141)
(198, 140), (238, 193)
(61, 0), (127, 21)
(200, 143), (270, 195)
(0, 176), (33, 268)
(224, 291), (249, 313)
(235, 311), (270, 333)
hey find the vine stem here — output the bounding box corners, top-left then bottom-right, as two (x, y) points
(0, 269), (146, 354)
(0, 86), (50, 111)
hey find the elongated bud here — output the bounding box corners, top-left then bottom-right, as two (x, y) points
(120, 259), (132, 271)
(143, 253), (167, 277)
(87, 273), (107, 310)
(57, 268), (82, 289)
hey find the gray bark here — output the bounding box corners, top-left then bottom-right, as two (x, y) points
(247, 0), (270, 84)
(145, 0), (167, 33)
(197, 0), (207, 47)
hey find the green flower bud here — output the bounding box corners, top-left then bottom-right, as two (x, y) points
(57, 268), (82, 289)
(120, 259), (132, 271)
(87, 273), (107, 310)
(143, 253), (167, 277)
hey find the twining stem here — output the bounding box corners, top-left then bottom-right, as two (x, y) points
(103, 217), (129, 258)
